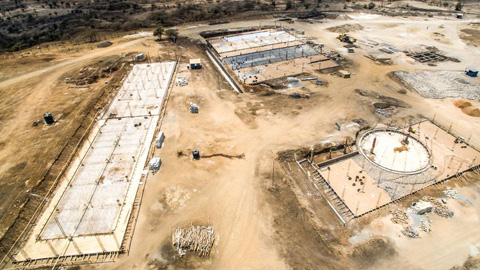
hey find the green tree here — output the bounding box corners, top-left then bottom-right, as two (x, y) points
(153, 27), (164, 40)
(368, 1), (376, 9)
(455, 1), (462, 11)
(165, 28), (179, 39)
(286, 0), (293, 10)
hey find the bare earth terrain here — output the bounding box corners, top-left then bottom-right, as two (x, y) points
(1, 8), (480, 270)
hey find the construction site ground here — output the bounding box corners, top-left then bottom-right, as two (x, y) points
(1, 10), (480, 270)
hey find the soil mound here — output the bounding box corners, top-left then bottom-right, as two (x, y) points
(327, 24), (364, 33)
(453, 100), (472, 108)
(462, 106), (480, 117)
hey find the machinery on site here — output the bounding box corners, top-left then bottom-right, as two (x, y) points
(337, 34), (356, 44)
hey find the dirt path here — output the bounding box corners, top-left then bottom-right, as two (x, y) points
(2, 12), (480, 270)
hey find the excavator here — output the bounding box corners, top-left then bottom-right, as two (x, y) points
(337, 33), (357, 44)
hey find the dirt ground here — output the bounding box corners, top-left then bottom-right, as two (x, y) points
(2, 9), (480, 270)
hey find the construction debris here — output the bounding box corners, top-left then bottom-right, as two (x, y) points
(443, 188), (459, 199)
(443, 188), (473, 205)
(420, 218), (432, 234)
(422, 196), (454, 218)
(390, 209), (409, 225)
(177, 76), (188, 86)
(172, 225), (216, 257)
(401, 226), (419, 238)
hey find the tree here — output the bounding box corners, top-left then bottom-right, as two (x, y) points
(455, 1), (462, 11)
(165, 28), (179, 40)
(153, 27), (163, 40)
(84, 29), (98, 42)
(367, 1), (376, 9)
(286, 0), (292, 10)
(305, 2), (310, 9)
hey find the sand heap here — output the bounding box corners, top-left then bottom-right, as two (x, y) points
(454, 100), (480, 117)
(327, 24), (364, 33)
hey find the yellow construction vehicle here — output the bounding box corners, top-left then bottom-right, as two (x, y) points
(337, 33), (356, 44)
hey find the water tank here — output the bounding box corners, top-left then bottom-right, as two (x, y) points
(43, 112), (54, 125)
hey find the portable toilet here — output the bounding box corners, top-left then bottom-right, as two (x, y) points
(155, 131), (165, 149)
(189, 59), (202, 69)
(192, 150), (200, 160)
(43, 112), (54, 125)
(149, 157), (161, 170)
(466, 66), (478, 77)
(190, 103), (199, 114)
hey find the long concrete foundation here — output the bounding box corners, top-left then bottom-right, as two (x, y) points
(13, 62), (176, 263)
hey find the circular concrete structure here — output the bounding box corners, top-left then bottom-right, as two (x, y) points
(358, 128), (432, 175)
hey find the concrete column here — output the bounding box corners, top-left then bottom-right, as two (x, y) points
(96, 236), (106, 252)
(71, 238), (82, 255)
(47, 240), (59, 257)
(19, 249), (30, 260)
(113, 232), (120, 250)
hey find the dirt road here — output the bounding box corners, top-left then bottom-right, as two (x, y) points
(2, 12), (480, 270)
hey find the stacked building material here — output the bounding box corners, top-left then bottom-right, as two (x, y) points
(172, 225), (216, 257)
(390, 209), (409, 224)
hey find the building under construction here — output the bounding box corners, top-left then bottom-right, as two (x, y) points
(8, 62), (176, 268)
(206, 29), (338, 86)
(297, 120), (480, 224)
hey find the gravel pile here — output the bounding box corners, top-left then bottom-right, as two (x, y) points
(395, 70), (480, 100)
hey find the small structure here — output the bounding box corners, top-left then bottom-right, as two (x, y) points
(466, 66), (478, 77)
(348, 48), (355, 53)
(135, 54), (144, 61)
(456, 13), (463, 19)
(295, 29), (305, 35)
(339, 70), (351, 78)
(411, 201), (433, 215)
(155, 131), (165, 149)
(192, 150), (200, 160)
(190, 59), (202, 69)
(149, 157), (162, 170)
(190, 103), (199, 114)
(43, 112), (54, 125)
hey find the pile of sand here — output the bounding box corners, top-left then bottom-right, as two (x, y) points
(453, 100), (472, 108)
(454, 100), (480, 117)
(327, 24), (364, 33)
(462, 106), (480, 117)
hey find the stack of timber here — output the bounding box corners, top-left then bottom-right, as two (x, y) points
(172, 225), (216, 257)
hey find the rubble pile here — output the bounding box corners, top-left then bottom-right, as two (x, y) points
(443, 188), (458, 199)
(402, 226), (419, 238)
(422, 196), (454, 218)
(390, 209), (409, 224)
(420, 218), (432, 234)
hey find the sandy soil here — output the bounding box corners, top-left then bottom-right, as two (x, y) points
(2, 11), (480, 270)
